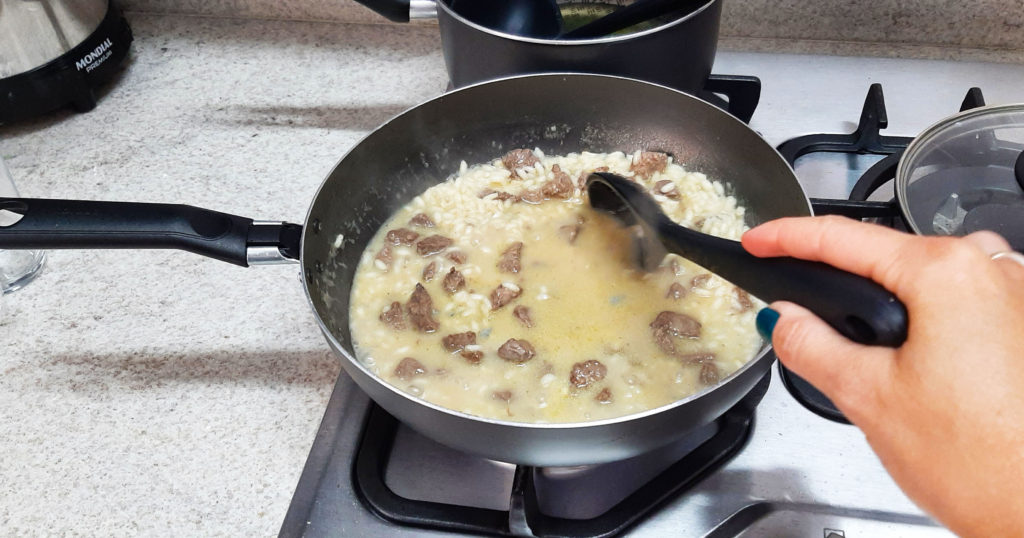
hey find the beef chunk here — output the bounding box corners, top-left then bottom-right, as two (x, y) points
(595, 387), (613, 404)
(653, 180), (680, 199)
(460, 350), (483, 364)
(406, 283), (439, 332)
(699, 362), (720, 385)
(492, 390), (513, 402)
(442, 331), (476, 353)
(691, 273), (712, 290)
(394, 357), (426, 380)
(577, 166), (609, 189)
(569, 360), (607, 388)
(733, 287), (754, 312)
(490, 283), (522, 310)
(443, 267), (466, 294)
(519, 189), (544, 204)
(497, 338), (536, 363)
(498, 242), (523, 273)
(630, 151), (669, 179)
(409, 213), (435, 227)
(375, 245), (393, 270)
(386, 228), (419, 246)
(541, 164), (574, 199)
(666, 282), (687, 300)
(679, 352), (716, 364)
(447, 250), (467, 264)
(379, 301), (406, 330)
(513, 305), (534, 328)
(416, 234), (453, 256)
(650, 311), (702, 355)
(479, 188), (518, 202)
(502, 149), (540, 175)
(422, 261), (438, 282)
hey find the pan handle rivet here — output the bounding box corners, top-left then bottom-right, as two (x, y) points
(312, 218), (322, 234)
(314, 261), (324, 273)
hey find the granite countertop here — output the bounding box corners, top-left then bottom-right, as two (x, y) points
(2, 11), (1023, 538)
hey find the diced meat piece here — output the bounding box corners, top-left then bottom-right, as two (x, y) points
(501, 149), (540, 175)
(374, 245), (393, 270)
(651, 311), (702, 339)
(666, 282), (687, 300)
(650, 311), (702, 355)
(569, 360), (607, 388)
(460, 350), (483, 364)
(447, 250), (467, 264)
(630, 151), (669, 179)
(442, 331), (476, 353)
(733, 287), (754, 312)
(492, 390), (513, 402)
(416, 234), (453, 256)
(498, 242), (523, 273)
(595, 388), (613, 404)
(478, 188), (518, 202)
(409, 213), (435, 227)
(519, 189), (544, 204)
(422, 261), (438, 282)
(379, 301), (406, 330)
(513, 305), (534, 328)
(540, 165), (574, 199)
(386, 228), (419, 246)
(559, 224), (581, 244)
(394, 357), (426, 380)
(691, 273), (712, 290)
(577, 166), (609, 189)
(679, 352), (716, 364)
(653, 180), (680, 199)
(700, 362), (720, 385)
(497, 338), (536, 363)
(443, 267), (466, 294)
(490, 283), (522, 310)
(405, 283), (439, 333)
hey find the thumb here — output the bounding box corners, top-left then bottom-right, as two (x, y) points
(762, 301), (895, 423)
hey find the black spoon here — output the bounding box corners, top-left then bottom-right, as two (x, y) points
(562, 0), (707, 39)
(586, 172), (909, 347)
(450, 0), (563, 38)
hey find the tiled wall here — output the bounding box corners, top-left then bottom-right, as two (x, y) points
(119, 0), (1024, 61)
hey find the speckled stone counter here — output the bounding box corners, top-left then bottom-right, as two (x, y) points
(0, 14), (446, 537)
(2, 11), (1023, 538)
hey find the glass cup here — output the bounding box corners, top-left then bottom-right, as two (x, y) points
(0, 156), (44, 293)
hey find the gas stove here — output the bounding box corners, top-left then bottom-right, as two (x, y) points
(279, 54), (1024, 537)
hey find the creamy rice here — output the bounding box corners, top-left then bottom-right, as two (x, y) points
(348, 149), (763, 423)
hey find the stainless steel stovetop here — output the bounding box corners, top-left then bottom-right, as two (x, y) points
(280, 52), (1024, 537)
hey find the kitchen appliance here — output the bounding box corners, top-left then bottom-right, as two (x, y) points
(0, 0), (133, 124)
(353, 0), (722, 93)
(276, 82), (989, 537)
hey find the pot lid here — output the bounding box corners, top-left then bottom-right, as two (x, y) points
(896, 104), (1024, 251)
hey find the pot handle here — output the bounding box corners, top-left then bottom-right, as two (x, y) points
(351, 0), (437, 22)
(0, 198), (301, 267)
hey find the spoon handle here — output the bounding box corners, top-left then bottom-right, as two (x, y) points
(657, 219), (908, 347)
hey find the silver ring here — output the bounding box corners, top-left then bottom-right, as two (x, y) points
(991, 251), (1024, 267)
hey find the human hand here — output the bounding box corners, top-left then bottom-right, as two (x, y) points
(741, 215), (1024, 538)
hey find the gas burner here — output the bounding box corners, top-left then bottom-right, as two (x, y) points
(352, 373), (770, 537)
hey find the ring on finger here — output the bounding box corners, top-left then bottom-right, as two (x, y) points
(990, 251), (1024, 268)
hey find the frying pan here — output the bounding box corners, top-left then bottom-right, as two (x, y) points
(0, 74), (872, 466)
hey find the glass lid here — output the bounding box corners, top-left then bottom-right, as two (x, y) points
(896, 104), (1024, 251)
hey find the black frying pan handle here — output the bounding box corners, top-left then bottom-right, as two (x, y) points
(1015, 150), (1024, 192)
(0, 198), (301, 267)
(657, 220), (908, 347)
(351, 0), (411, 22)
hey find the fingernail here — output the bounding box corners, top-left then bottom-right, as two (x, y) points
(756, 307), (780, 341)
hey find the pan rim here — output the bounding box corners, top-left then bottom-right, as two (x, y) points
(300, 72), (805, 431)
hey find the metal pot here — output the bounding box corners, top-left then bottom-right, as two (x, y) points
(0, 74), (810, 466)
(358, 0), (722, 93)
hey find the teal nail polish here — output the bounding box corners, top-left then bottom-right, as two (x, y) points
(756, 308), (780, 341)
